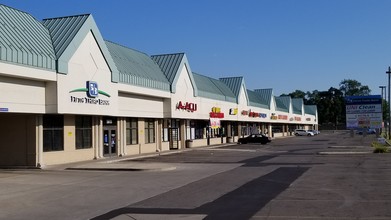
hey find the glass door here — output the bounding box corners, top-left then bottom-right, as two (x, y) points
(103, 128), (116, 156)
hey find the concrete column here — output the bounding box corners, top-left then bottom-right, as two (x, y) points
(238, 124), (242, 138)
(36, 115), (43, 168)
(93, 117), (99, 159)
(117, 118), (126, 157)
(98, 117), (103, 158)
(268, 124), (273, 138)
(227, 122), (232, 137)
(180, 119), (186, 149)
(156, 119), (162, 152)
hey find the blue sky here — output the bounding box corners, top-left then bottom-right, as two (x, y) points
(2, 0), (391, 96)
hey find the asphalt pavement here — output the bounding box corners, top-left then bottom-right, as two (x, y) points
(46, 130), (382, 172)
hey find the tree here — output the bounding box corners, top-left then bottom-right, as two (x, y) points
(339, 79), (371, 96)
(289, 90), (306, 99)
(316, 87), (345, 126)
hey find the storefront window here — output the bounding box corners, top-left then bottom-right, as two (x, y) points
(43, 115), (64, 152)
(272, 124), (283, 133)
(75, 116), (92, 149)
(145, 119), (155, 143)
(162, 119), (180, 142)
(194, 120), (207, 139)
(126, 118), (138, 145)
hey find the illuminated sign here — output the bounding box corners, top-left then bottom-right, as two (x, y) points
(229, 108), (238, 115)
(278, 115), (288, 120)
(260, 113), (267, 118)
(241, 110), (249, 116)
(69, 81), (110, 105)
(177, 101), (197, 112)
(210, 107), (224, 118)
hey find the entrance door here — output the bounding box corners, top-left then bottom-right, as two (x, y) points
(169, 128), (179, 149)
(103, 128), (116, 156)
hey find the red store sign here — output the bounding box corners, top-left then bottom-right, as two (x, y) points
(177, 101), (197, 112)
(210, 107), (224, 118)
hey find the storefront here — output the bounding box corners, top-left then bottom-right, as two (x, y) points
(0, 4), (318, 167)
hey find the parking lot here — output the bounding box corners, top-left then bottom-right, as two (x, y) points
(1, 131), (390, 220)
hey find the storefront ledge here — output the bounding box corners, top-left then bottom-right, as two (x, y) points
(317, 151), (372, 155)
(66, 167), (177, 172)
(0, 166), (41, 170)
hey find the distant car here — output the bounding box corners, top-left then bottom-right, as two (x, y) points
(294, 129), (314, 136)
(237, 134), (271, 145)
(308, 129), (320, 135)
(356, 128), (376, 135)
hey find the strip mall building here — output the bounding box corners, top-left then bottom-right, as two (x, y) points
(0, 5), (318, 167)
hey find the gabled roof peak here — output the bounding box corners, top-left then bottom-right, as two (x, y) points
(42, 13), (91, 21)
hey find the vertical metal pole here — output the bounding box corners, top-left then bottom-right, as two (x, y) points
(387, 67), (391, 139)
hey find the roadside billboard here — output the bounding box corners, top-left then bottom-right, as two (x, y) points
(345, 95), (382, 129)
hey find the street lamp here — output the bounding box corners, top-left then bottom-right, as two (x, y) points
(386, 67), (391, 138)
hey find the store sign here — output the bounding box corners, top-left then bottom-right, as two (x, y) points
(0, 108), (9, 112)
(271, 113), (278, 120)
(210, 118), (221, 129)
(210, 107), (224, 118)
(69, 81), (110, 106)
(278, 115), (288, 120)
(295, 117), (301, 121)
(177, 101), (197, 112)
(241, 110), (249, 116)
(229, 108), (238, 115)
(345, 95), (382, 129)
(306, 118), (311, 121)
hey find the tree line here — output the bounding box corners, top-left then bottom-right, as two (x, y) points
(282, 79), (389, 129)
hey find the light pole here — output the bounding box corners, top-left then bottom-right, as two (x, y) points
(380, 86), (386, 100)
(386, 67), (391, 139)
(380, 85), (386, 135)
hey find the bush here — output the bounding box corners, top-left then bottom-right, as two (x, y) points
(371, 141), (390, 153)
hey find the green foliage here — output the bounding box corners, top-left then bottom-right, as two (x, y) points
(339, 79), (371, 96)
(371, 141), (389, 153)
(285, 79), (374, 126)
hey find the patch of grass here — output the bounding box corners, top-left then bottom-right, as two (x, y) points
(371, 141), (390, 153)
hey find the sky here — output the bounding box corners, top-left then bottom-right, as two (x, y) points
(2, 0), (391, 96)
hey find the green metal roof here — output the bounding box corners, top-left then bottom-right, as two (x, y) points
(274, 96), (290, 113)
(0, 4), (56, 70)
(292, 98), (303, 114)
(304, 105), (317, 116)
(193, 73), (236, 102)
(247, 89), (269, 108)
(42, 14), (89, 59)
(151, 53), (198, 95)
(219, 77), (248, 104)
(254, 88), (273, 109)
(42, 14), (119, 81)
(151, 53), (184, 84)
(105, 41), (170, 91)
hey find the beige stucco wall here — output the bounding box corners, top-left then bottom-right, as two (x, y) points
(118, 92), (165, 118)
(43, 115), (95, 165)
(0, 75), (46, 113)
